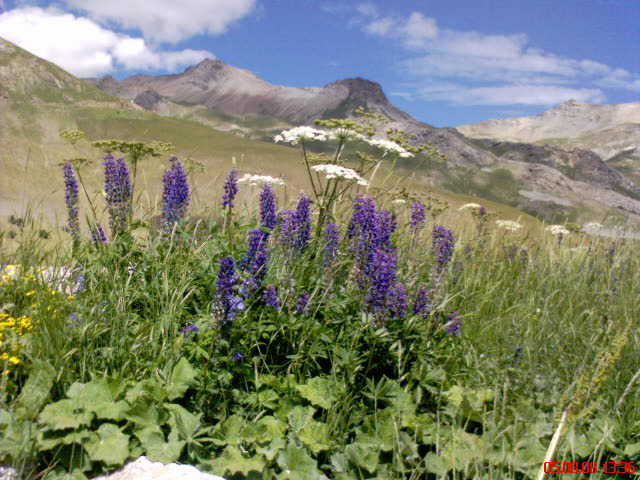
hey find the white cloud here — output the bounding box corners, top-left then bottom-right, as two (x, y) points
(416, 82), (605, 106)
(356, 3), (379, 18)
(359, 10), (640, 105)
(64, 0), (256, 44)
(0, 7), (214, 77)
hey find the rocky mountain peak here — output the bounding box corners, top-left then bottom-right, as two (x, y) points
(329, 77), (389, 105)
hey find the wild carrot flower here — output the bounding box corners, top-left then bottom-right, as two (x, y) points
(263, 285), (279, 309)
(432, 225), (455, 269)
(222, 168), (238, 208)
(325, 222), (339, 267)
(413, 284), (430, 317)
(104, 155), (131, 236)
(295, 292), (310, 316)
(411, 201), (426, 233)
(446, 312), (461, 336)
(162, 157), (190, 232)
(214, 257), (245, 325)
(388, 283), (407, 319)
(294, 193), (311, 251)
(62, 161), (80, 244)
(260, 184), (277, 230)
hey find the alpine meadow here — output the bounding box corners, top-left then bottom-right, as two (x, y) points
(1, 2), (640, 480)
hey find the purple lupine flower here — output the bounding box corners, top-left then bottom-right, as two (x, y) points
(90, 222), (108, 246)
(278, 209), (296, 248)
(478, 206), (487, 218)
(214, 257), (245, 324)
(241, 229), (269, 289)
(432, 225), (455, 270)
(180, 324), (199, 337)
(388, 283), (407, 319)
(295, 292), (310, 316)
(162, 157), (190, 232)
(411, 202), (426, 233)
(446, 312), (461, 336)
(232, 352), (243, 362)
(325, 222), (340, 267)
(374, 210), (394, 251)
(263, 285), (279, 309)
(294, 193), (311, 251)
(365, 248), (397, 315)
(413, 284), (430, 317)
(62, 161), (80, 244)
(348, 194), (376, 240)
(104, 155), (131, 236)
(221, 168), (238, 208)
(260, 184), (277, 230)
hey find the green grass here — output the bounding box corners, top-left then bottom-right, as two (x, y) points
(0, 148), (638, 479)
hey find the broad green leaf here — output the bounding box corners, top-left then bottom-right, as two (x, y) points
(256, 437), (286, 461)
(295, 377), (340, 409)
(212, 414), (245, 446)
(165, 403), (201, 440)
(299, 420), (331, 453)
(210, 445), (266, 476)
(133, 424), (163, 445)
(243, 389), (280, 409)
(166, 357), (198, 401)
(85, 423), (130, 466)
(276, 443), (322, 479)
(0, 409), (12, 425)
(39, 400), (94, 430)
(15, 359), (55, 420)
(95, 400), (130, 421)
(330, 452), (349, 473)
(0, 419), (35, 458)
(345, 442), (379, 473)
(42, 468), (88, 480)
(38, 430), (96, 451)
(241, 416), (287, 444)
(625, 441), (640, 456)
(286, 406), (315, 435)
(124, 401), (161, 427)
(67, 380), (113, 406)
(144, 430), (185, 464)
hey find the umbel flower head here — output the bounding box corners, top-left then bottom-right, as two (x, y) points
(62, 161), (80, 244)
(103, 155), (132, 236)
(274, 126), (330, 144)
(162, 156), (190, 232)
(237, 174), (285, 186)
(311, 164), (368, 186)
(496, 220), (522, 232)
(221, 168), (238, 208)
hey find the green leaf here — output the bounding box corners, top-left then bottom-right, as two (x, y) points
(625, 441), (640, 456)
(15, 359), (55, 420)
(67, 380), (113, 406)
(42, 468), (88, 480)
(166, 357), (198, 401)
(286, 406), (315, 435)
(210, 445), (266, 476)
(345, 442), (379, 473)
(38, 430), (96, 451)
(165, 403), (201, 440)
(299, 420), (331, 454)
(295, 377), (340, 410)
(241, 416), (287, 444)
(212, 414), (245, 446)
(256, 437), (286, 462)
(39, 400), (94, 430)
(85, 423), (130, 466)
(95, 400), (130, 421)
(276, 443), (322, 479)
(144, 430), (185, 464)
(124, 401), (161, 427)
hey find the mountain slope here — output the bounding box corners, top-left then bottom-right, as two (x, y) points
(457, 99), (640, 160)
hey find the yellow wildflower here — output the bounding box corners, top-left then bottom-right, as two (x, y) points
(25, 290), (36, 297)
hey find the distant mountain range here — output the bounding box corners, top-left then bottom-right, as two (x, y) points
(2, 35), (640, 231)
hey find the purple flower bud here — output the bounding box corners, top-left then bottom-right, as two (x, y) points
(277, 209), (296, 248)
(162, 157), (190, 232)
(180, 324), (199, 337)
(388, 283), (407, 319)
(214, 257), (243, 324)
(446, 312), (461, 336)
(411, 202), (426, 233)
(294, 193), (311, 252)
(232, 352), (243, 362)
(295, 292), (310, 316)
(62, 161), (80, 244)
(413, 284), (430, 317)
(241, 229), (269, 290)
(365, 248), (397, 315)
(222, 168), (239, 208)
(90, 222), (108, 245)
(325, 222), (339, 267)
(432, 225), (455, 270)
(104, 155), (132, 236)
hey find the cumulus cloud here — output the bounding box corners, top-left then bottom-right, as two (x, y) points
(359, 9), (639, 106)
(0, 7), (214, 77)
(64, 0), (256, 44)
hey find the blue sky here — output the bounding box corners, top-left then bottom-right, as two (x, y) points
(0, 0), (638, 126)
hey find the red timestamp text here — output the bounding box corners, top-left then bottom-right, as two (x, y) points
(544, 461), (636, 474)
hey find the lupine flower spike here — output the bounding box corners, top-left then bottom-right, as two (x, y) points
(62, 161), (80, 244)
(162, 157), (190, 233)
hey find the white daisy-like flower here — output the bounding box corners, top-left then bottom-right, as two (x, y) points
(496, 220), (523, 231)
(391, 199), (407, 205)
(273, 126), (330, 144)
(365, 138), (414, 158)
(459, 203), (482, 211)
(311, 164), (368, 186)
(237, 174), (285, 186)
(546, 225), (570, 236)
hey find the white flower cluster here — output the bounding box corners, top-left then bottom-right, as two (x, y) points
(366, 138), (414, 158)
(391, 199), (407, 205)
(583, 222), (603, 230)
(546, 225), (571, 236)
(274, 127), (330, 144)
(311, 164), (368, 186)
(459, 203), (482, 211)
(496, 220), (523, 231)
(237, 174), (285, 186)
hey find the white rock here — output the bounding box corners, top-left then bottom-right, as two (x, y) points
(92, 457), (225, 480)
(0, 466), (18, 480)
